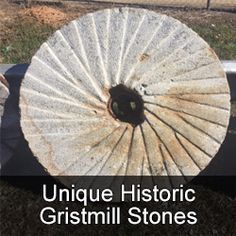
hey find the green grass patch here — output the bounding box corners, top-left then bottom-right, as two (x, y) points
(0, 18), (55, 64)
(0, 16), (235, 63)
(191, 23), (236, 60)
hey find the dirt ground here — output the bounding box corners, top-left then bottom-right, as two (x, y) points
(0, 0), (236, 63)
(92, 0), (236, 9)
(1, 0), (236, 31)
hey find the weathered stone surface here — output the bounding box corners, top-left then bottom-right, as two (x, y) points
(0, 75), (9, 117)
(19, 8), (230, 183)
(0, 74), (10, 169)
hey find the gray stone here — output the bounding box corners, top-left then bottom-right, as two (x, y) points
(0, 75), (9, 116)
(0, 74), (10, 170)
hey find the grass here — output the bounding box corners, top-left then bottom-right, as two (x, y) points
(0, 17), (55, 64)
(0, 11), (236, 64)
(191, 23), (236, 60)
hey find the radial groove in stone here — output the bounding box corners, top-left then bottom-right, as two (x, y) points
(19, 8), (230, 181)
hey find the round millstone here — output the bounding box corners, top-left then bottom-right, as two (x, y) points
(20, 8), (230, 181)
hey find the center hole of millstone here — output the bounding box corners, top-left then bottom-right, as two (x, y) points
(108, 84), (145, 126)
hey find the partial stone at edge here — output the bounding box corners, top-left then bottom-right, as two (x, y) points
(0, 74), (9, 120)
